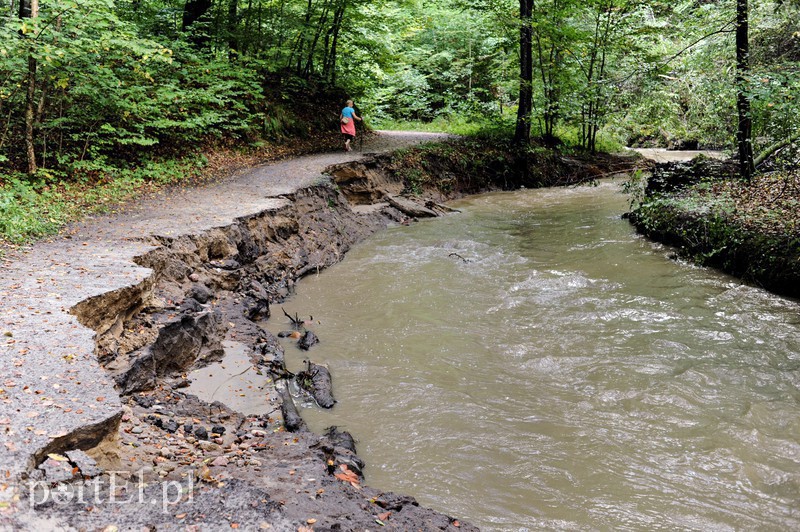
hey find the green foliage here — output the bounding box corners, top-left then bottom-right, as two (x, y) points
(0, 156), (206, 245)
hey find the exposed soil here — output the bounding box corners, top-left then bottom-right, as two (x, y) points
(628, 157), (800, 298)
(1, 131), (477, 531)
(1, 132), (645, 530)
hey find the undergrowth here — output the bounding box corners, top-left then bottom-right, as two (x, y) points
(630, 170), (800, 297)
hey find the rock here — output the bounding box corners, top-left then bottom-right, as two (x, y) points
(133, 394), (154, 408)
(179, 298), (203, 313)
(131, 427), (144, 434)
(211, 425), (226, 436)
(211, 456), (228, 467)
(65, 449), (103, 478)
(209, 259), (241, 270)
(188, 273), (201, 282)
(184, 423), (193, 434)
(297, 330), (319, 351)
(38, 458), (75, 484)
(159, 447), (174, 459)
(194, 426), (209, 441)
(188, 283), (213, 304)
(198, 441), (219, 452)
(145, 415), (163, 429)
(163, 419), (179, 433)
(375, 493), (420, 512)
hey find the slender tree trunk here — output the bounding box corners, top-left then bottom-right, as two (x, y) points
(514, 0), (533, 148)
(303, 0), (332, 77)
(228, 0), (238, 56)
(25, 54), (37, 175)
(182, 0), (213, 49)
(20, 0), (39, 175)
(322, 0), (346, 83)
(736, 0), (754, 179)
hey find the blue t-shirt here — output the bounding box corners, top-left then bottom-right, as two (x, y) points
(341, 106), (355, 118)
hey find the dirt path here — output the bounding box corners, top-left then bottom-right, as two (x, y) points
(0, 131), (473, 530)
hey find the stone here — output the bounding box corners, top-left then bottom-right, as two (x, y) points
(65, 449), (103, 478)
(297, 330), (319, 351)
(38, 458), (74, 484)
(199, 441), (219, 452)
(194, 426), (208, 441)
(211, 425), (226, 436)
(133, 394), (154, 408)
(211, 456), (228, 467)
(188, 283), (213, 304)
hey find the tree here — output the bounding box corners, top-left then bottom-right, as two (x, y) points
(514, 0), (533, 147)
(735, 0), (755, 179)
(182, 0), (213, 49)
(19, 0), (39, 175)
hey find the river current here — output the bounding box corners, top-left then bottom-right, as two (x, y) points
(268, 180), (800, 530)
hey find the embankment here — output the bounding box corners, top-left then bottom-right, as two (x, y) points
(2, 135), (641, 529)
(628, 157), (800, 299)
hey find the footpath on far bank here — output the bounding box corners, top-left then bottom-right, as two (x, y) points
(1, 131), (479, 530)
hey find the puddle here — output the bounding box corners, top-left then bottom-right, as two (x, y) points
(185, 340), (279, 415)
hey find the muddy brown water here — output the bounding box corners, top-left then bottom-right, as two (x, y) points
(253, 179), (800, 530)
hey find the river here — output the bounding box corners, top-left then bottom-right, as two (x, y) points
(267, 179), (800, 530)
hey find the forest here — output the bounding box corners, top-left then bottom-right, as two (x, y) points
(0, 0), (798, 245)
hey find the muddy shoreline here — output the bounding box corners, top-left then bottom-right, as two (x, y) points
(2, 137), (482, 530)
(2, 134), (642, 530)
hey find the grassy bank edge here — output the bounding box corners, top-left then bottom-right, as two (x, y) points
(0, 132), (345, 255)
(629, 170), (800, 299)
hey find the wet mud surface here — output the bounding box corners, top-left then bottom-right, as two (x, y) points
(1, 132), (476, 530)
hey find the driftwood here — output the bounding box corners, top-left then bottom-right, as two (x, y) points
(448, 252), (472, 263)
(277, 383), (307, 432)
(297, 330), (319, 350)
(282, 307), (311, 329)
(296, 360), (336, 408)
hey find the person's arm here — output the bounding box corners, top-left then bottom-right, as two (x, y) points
(353, 112), (362, 121)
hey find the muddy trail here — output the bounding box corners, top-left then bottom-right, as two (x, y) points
(0, 131), (476, 531)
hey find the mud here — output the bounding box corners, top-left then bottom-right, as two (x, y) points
(2, 132), (480, 530)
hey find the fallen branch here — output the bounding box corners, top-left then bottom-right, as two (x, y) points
(448, 252), (471, 263)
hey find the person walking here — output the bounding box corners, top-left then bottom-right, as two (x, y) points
(340, 100), (362, 152)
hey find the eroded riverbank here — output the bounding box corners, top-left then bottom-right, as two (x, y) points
(1, 131), (645, 529)
(1, 132), (480, 530)
(275, 180), (800, 530)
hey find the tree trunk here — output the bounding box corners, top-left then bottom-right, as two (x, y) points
(514, 0), (533, 148)
(20, 0), (39, 175)
(736, 0), (754, 180)
(182, 0), (213, 49)
(228, 0), (238, 56)
(323, 0), (346, 84)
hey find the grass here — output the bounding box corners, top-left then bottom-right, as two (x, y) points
(0, 156), (207, 249)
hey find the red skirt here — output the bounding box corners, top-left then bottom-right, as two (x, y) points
(341, 117), (356, 137)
